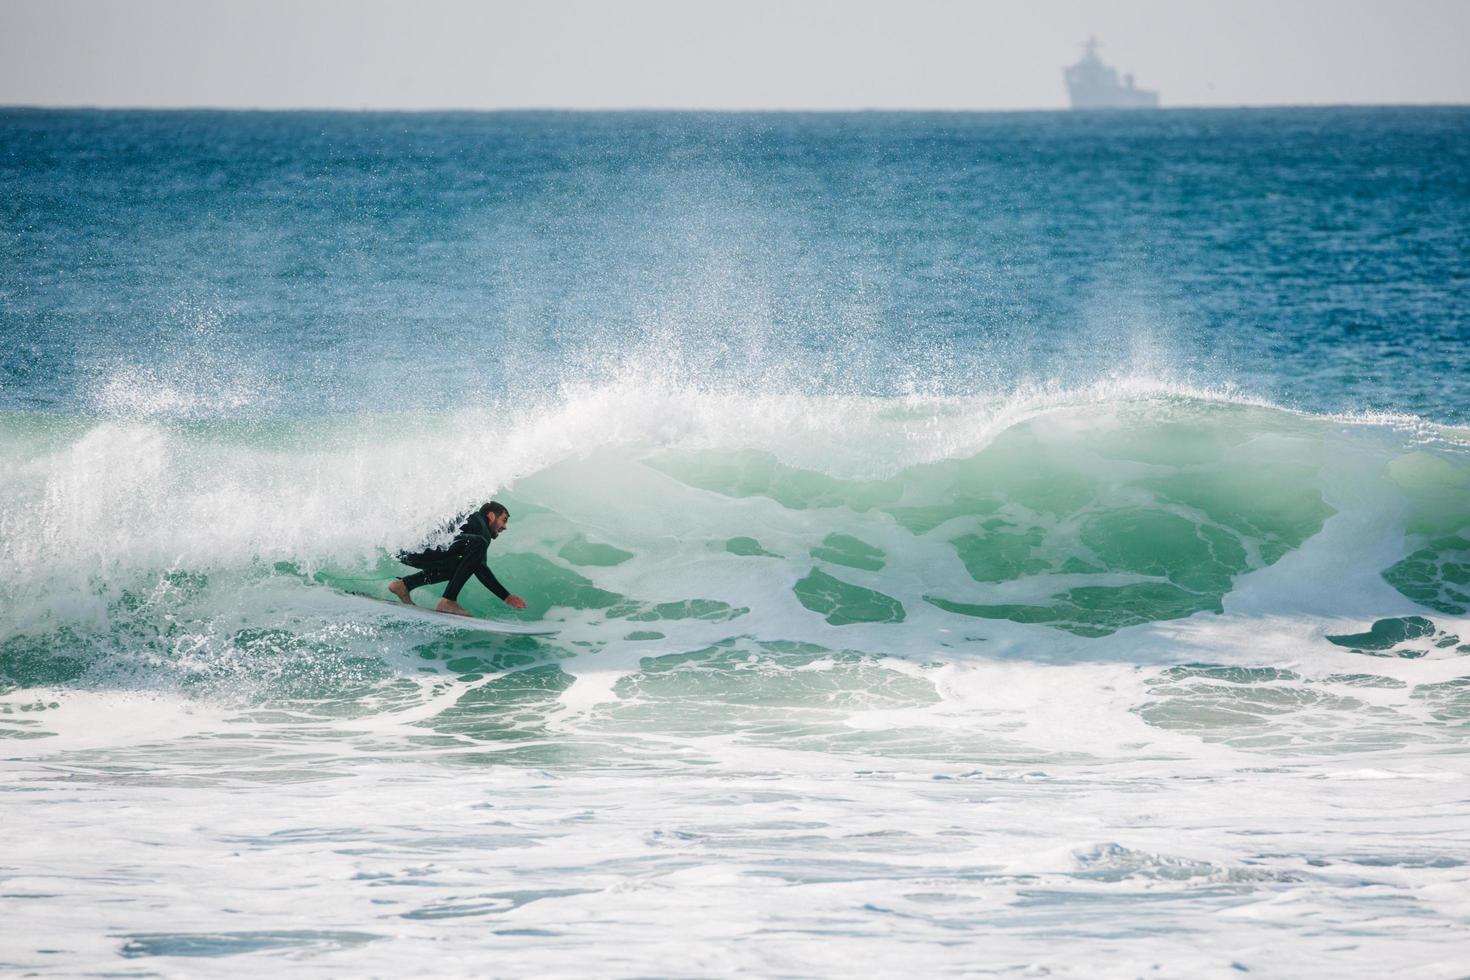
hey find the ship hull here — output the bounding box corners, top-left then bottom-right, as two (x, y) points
(1066, 85), (1160, 110)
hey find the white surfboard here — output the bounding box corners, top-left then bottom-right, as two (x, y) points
(341, 591), (560, 636)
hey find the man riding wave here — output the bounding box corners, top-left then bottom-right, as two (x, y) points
(389, 501), (528, 617)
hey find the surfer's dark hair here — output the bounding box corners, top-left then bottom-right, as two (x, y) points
(481, 501), (509, 519)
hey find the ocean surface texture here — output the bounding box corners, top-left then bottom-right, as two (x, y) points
(2, 108), (1468, 976)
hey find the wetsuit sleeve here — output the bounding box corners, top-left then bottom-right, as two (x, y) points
(473, 565), (511, 601)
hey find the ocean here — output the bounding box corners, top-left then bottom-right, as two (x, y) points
(1, 107), (1468, 975)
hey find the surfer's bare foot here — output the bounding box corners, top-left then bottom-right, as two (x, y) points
(388, 579), (414, 605)
(436, 598), (472, 617)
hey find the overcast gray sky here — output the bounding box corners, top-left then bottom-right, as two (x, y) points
(3, 0), (1468, 110)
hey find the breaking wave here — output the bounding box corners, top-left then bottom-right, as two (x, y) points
(2, 379), (1466, 697)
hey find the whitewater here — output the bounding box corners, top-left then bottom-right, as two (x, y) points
(2, 108), (1469, 976)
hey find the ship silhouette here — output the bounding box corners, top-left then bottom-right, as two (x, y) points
(1064, 37), (1159, 109)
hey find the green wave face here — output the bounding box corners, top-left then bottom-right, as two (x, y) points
(650, 401), (1355, 637)
(1381, 452), (1470, 615)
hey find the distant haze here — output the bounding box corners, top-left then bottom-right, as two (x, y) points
(3, 0), (1468, 110)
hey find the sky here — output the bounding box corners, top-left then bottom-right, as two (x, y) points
(2, 0), (1468, 111)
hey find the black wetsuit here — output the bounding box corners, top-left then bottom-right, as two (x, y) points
(397, 511), (510, 603)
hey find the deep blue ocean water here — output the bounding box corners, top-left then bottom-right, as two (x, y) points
(2, 108), (1469, 975)
(4, 108), (1467, 418)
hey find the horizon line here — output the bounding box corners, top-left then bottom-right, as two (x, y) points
(3, 101), (1469, 114)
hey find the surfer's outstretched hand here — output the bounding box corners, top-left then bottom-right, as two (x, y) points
(505, 595), (528, 610)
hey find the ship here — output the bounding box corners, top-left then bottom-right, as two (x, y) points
(1064, 37), (1159, 109)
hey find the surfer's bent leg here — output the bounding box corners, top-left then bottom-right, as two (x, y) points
(400, 566), (453, 592)
(441, 536), (490, 602)
(393, 549), (456, 604)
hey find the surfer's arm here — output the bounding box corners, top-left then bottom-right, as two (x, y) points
(473, 565), (526, 609)
(477, 567), (526, 609)
(472, 565), (512, 602)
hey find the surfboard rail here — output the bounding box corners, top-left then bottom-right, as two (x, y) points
(340, 591), (560, 636)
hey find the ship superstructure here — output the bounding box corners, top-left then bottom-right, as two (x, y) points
(1064, 37), (1158, 109)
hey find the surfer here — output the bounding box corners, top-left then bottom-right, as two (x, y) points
(389, 501), (528, 616)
